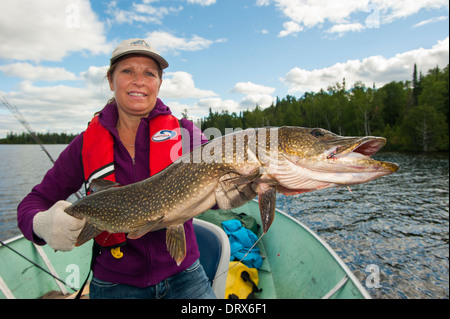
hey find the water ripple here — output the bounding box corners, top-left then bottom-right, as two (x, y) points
(277, 152), (449, 299)
(1, 147), (448, 298)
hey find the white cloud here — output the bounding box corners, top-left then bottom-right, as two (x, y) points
(282, 37), (449, 93)
(240, 94), (276, 108)
(0, 63), (77, 82)
(275, 0), (368, 27)
(0, 0), (111, 62)
(326, 23), (365, 36)
(80, 65), (110, 87)
(160, 71), (217, 99)
(163, 101), (195, 118)
(278, 21), (304, 37)
(166, 98), (242, 125)
(377, 0), (449, 24)
(194, 95), (275, 115)
(145, 31), (225, 54)
(0, 63), (113, 137)
(231, 81), (276, 109)
(1, 67), (221, 137)
(106, 1), (182, 25)
(197, 98), (241, 114)
(256, 0), (271, 6)
(187, 0), (217, 6)
(163, 80), (277, 121)
(412, 15), (448, 28)
(231, 82), (276, 95)
(1, 80), (107, 135)
(12, 81), (101, 111)
(272, 0), (449, 36)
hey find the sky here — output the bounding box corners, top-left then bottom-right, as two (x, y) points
(0, 0), (448, 137)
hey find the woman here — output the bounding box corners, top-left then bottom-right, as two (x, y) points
(17, 39), (215, 299)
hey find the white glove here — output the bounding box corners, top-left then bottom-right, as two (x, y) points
(33, 200), (85, 251)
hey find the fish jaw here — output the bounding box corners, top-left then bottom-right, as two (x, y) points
(271, 131), (399, 194)
(313, 136), (399, 174)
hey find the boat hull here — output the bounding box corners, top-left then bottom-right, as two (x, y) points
(1, 200), (370, 299)
(0, 235), (92, 299)
(228, 200), (370, 299)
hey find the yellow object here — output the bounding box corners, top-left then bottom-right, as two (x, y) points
(225, 261), (261, 299)
(111, 247), (124, 259)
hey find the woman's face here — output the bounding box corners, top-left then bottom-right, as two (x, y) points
(108, 55), (162, 118)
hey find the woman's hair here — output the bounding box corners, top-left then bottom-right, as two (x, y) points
(105, 54), (163, 105)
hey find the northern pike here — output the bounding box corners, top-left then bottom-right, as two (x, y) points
(65, 127), (399, 265)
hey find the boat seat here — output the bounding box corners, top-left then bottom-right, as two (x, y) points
(193, 218), (231, 299)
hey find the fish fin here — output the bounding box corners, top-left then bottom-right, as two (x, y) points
(165, 224), (186, 266)
(215, 171), (259, 209)
(75, 222), (103, 246)
(257, 183), (276, 233)
(221, 169), (260, 185)
(89, 179), (121, 193)
(127, 216), (164, 240)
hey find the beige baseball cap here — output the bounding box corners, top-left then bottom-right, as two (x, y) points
(110, 39), (169, 69)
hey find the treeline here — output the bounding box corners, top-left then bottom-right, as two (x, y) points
(201, 64), (449, 152)
(2, 64), (448, 151)
(0, 131), (78, 144)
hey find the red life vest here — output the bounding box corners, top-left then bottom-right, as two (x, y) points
(82, 114), (183, 247)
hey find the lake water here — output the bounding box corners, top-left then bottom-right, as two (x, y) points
(0, 145), (448, 299)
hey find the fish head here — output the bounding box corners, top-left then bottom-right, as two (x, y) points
(272, 127), (399, 193)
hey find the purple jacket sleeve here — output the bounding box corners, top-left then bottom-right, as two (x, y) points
(17, 133), (86, 244)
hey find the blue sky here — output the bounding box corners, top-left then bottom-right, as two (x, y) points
(0, 0), (448, 137)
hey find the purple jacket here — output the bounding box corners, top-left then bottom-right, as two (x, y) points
(17, 99), (208, 287)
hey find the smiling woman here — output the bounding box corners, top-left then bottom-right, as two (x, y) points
(16, 38), (215, 299)
(104, 39), (169, 156)
(107, 55), (164, 156)
(107, 56), (163, 117)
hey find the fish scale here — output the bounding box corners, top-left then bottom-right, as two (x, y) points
(65, 126), (399, 265)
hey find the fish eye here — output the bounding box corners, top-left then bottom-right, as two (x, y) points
(310, 129), (325, 138)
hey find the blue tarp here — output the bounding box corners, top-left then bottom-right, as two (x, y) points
(222, 219), (263, 269)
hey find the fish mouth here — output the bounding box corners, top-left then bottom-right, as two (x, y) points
(326, 137), (399, 173)
(270, 128), (400, 194)
(326, 137), (385, 158)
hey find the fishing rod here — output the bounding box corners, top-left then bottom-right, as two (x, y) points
(1, 93), (85, 296)
(0, 93), (82, 199)
(0, 239), (77, 293)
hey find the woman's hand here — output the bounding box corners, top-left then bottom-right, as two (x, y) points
(32, 200), (86, 251)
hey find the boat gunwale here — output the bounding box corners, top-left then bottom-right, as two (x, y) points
(0, 234), (24, 246)
(2, 201), (372, 299)
(265, 201), (372, 299)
